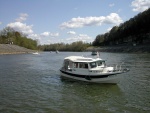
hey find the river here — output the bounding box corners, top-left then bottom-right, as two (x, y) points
(0, 52), (150, 113)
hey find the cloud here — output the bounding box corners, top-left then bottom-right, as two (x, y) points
(29, 34), (40, 39)
(109, 3), (115, 7)
(50, 32), (59, 37)
(131, 0), (150, 12)
(67, 31), (76, 35)
(7, 13), (33, 35)
(103, 13), (123, 24)
(40, 32), (59, 37)
(28, 32), (59, 45)
(47, 39), (63, 44)
(15, 13), (28, 22)
(41, 33), (93, 44)
(60, 13), (123, 29)
(0, 22), (2, 25)
(41, 32), (50, 37)
(7, 22), (33, 35)
(66, 34), (93, 43)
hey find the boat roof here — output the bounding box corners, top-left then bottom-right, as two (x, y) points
(64, 56), (105, 63)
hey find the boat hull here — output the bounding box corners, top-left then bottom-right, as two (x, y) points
(60, 70), (123, 84)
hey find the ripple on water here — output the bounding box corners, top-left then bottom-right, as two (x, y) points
(0, 52), (150, 113)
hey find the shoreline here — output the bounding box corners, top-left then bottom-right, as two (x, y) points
(0, 52), (33, 55)
(0, 44), (36, 55)
(86, 45), (150, 53)
(1, 44), (150, 54)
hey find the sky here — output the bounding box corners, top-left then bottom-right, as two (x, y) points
(0, 0), (150, 45)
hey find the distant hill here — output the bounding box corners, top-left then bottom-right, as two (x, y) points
(0, 44), (35, 54)
(93, 8), (150, 47)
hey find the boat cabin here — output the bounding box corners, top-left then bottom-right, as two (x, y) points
(62, 56), (106, 74)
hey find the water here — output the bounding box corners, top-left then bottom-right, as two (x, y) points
(0, 52), (150, 113)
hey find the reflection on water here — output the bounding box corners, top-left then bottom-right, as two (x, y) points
(0, 52), (150, 113)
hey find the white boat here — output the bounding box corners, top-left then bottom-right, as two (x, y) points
(60, 56), (129, 84)
(91, 51), (97, 55)
(32, 51), (39, 55)
(56, 50), (59, 53)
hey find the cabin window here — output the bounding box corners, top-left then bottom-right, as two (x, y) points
(73, 62), (88, 69)
(90, 62), (97, 68)
(78, 63), (88, 69)
(97, 61), (103, 66)
(69, 61), (73, 68)
(74, 62), (78, 68)
(79, 63), (86, 68)
(84, 64), (88, 69)
(79, 63), (83, 68)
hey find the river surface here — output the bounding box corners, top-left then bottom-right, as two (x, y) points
(0, 52), (150, 113)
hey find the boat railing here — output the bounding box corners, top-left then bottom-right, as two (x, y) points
(108, 62), (127, 72)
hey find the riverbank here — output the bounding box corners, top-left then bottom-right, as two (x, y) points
(0, 44), (36, 55)
(1, 44), (150, 54)
(86, 45), (150, 53)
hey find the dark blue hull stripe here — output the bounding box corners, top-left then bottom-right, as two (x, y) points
(60, 70), (118, 79)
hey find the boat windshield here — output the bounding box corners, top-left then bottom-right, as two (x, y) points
(90, 62), (97, 68)
(90, 60), (105, 68)
(97, 60), (105, 66)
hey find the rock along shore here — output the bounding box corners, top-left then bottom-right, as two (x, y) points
(86, 45), (150, 53)
(0, 44), (36, 55)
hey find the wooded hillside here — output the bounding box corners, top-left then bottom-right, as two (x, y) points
(92, 8), (150, 46)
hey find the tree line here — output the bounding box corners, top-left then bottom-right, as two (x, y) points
(92, 8), (150, 46)
(0, 27), (38, 50)
(0, 27), (90, 51)
(38, 41), (91, 52)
